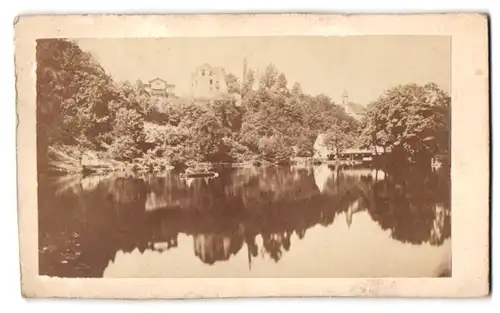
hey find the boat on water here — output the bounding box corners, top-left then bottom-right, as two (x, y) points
(180, 167), (219, 178)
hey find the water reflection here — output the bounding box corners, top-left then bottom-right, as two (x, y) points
(38, 164), (451, 278)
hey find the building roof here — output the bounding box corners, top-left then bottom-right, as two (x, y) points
(149, 77), (166, 84)
(145, 77), (176, 89)
(194, 63), (226, 76)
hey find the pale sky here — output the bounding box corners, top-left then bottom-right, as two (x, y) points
(76, 36), (451, 105)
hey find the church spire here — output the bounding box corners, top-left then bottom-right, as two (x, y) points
(342, 90), (349, 107)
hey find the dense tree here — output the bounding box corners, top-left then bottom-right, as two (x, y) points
(211, 98), (242, 132)
(107, 108), (144, 161)
(259, 64), (279, 90)
(236, 65), (359, 163)
(115, 81), (151, 115)
(258, 136), (294, 164)
(178, 103), (209, 129)
(273, 72), (288, 93)
(296, 135), (314, 157)
(359, 83), (450, 168)
(36, 39), (122, 169)
(189, 111), (229, 162)
(111, 108), (144, 143)
(225, 72), (241, 94)
(324, 122), (355, 157)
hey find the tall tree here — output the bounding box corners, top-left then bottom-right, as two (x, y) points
(107, 108), (145, 161)
(211, 98), (242, 132)
(273, 72), (288, 93)
(259, 64), (279, 90)
(324, 122), (354, 157)
(36, 39), (119, 168)
(189, 111), (228, 162)
(360, 82), (450, 168)
(291, 82), (302, 96)
(225, 72), (241, 94)
(242, 69), (256, 96)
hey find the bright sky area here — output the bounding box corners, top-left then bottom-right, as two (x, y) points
(76, 36), (451, 106)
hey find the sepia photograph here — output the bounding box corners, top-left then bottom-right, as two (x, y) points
(15, 14), (489, 298)
(36, 36), (452, 279)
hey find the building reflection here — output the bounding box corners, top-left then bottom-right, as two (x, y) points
(193, 233), (243, 265)
(38, 163), (451, 278)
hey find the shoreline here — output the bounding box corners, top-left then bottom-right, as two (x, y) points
(45, 145), (447, 176)
(48, 154), (373, 176)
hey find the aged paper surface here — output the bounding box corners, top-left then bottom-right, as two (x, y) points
(15, 13), (489, 298)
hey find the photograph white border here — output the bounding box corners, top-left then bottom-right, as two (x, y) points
(14, 13), (490, 299)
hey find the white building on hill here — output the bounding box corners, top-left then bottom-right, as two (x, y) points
(142, 78), (175, 98)
(190, 64), (229, 100)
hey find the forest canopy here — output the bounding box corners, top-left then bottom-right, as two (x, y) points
(358, 83), (450, 169)
(36, 39), (449, 173)
(37, 39), (360, 172)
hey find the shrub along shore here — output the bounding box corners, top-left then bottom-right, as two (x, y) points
(47, 143), (318, 176)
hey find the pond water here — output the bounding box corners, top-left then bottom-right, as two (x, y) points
(38, 164), (451, 278)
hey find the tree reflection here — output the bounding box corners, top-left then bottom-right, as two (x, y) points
(193, 232), (244, 265)
(366, 166), (451, 245)
(260, 231), (293, 262)
(38, 164), (451, 277)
